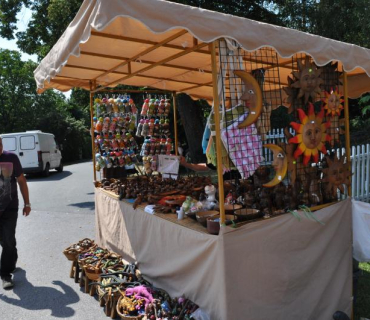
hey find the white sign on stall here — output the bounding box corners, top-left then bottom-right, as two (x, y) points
(157, 155), (180, 179)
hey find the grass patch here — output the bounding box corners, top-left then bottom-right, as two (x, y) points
(354, 262), (370, 320)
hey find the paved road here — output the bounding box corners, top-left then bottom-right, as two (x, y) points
(0, 161), (111, 320)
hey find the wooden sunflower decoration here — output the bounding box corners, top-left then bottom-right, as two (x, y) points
(323, 87), (344, 117)
(322, 155), (351, 197)
(289, 103), (331, 165)
(291, 56), (323, 104)
(319, 62), (343, 92)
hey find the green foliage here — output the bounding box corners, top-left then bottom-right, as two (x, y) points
(359, 93), (370, 116)
(0, 0), (29, 39)
(15, 0), (83, 59)
(272, 0), (370, 48)
(168, 0), (282, 24)
(356, 263), (370, 319)
(0, 49), (91, 162)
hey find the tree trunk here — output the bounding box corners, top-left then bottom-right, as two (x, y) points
(176, 93), (206, 163)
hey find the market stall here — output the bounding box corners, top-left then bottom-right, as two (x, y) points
(34, 0), (370, 319)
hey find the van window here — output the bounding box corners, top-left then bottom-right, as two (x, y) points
(20, 135), (36, 150)
(2, 137), (17, 151)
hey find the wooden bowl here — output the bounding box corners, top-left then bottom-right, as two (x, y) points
(196, 210), (219, 227)
(223, 203), (242, 213)
(234, 208), (262, 222)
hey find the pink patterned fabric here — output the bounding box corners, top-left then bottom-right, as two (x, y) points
(221, 113), (263, 179)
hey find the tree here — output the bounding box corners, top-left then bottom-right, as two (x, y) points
(0, 49), (91, 161)
(0, 0), (29, 39)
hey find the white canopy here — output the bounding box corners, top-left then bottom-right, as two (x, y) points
(34, 0), (370, 101)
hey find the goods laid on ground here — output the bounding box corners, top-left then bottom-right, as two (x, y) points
(64, 239), (201, 320)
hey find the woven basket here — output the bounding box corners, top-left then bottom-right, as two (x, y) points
(98, 285), (121, 301)
(63, 249), (78, 261)
(83, 265), (102, 281)
(116, 296), (144, 320)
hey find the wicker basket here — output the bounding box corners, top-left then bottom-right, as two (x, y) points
(63, 239), (96, 261)
(97, 285), (121, 307)
(83, 265), (102, 281)
(116, 296), (144, 320)
(63, 249), (78, 261)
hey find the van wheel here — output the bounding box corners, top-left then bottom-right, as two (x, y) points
(43, 163), (50, 177)
(57, 161), (63, 173)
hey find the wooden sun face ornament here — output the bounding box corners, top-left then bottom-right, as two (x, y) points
(323, 88), (343, 117)
(263, 144), (288, 187)
(322, 155), (351, 197)
(289, 103), (331, 165)
(291, 56), (322, 104)
(233, 70), (263, 128)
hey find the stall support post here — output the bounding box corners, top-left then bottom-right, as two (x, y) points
(343, 72), (351, 197)
(210, 41), (226, 225)
(89, 81), (97, 182)
(172, 91), (178, 156)
(343, 71), (354, 320)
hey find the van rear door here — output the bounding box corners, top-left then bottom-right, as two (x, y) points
(19, 135), (38, 168)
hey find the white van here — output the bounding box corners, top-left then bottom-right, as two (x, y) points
(1, 131), (63, 176)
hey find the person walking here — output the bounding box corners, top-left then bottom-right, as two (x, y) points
(0, 136), (31, 289)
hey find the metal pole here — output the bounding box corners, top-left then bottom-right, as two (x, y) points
(343, 71), (351, 197)
(89, 82), (97, 182)
(210, 41), (225, 225)
(343, 71), (354, 320)
(172, 91), (178, 156)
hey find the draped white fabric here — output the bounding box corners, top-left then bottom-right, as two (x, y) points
(95, 189), (352, 320)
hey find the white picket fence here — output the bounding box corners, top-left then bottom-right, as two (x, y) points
(263, 128), (370, 202)
(351, 144), (370, 202)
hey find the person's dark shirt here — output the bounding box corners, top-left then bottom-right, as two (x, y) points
(0, 151), (23, 211)
(206, 163), (241, 181)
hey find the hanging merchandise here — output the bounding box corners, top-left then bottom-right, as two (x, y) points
(289, 103), (332, 165)
(322, 155), (352, 198)
(93, 94), (139, 178)
(323, 88), (344, 117)
(290, 56), (323, 104)
(138, 94), (174, 162)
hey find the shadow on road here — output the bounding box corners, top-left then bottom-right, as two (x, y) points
(68, 201), (95, 210)
(26, 171), (72, 182)
(0, 268), (79, 317)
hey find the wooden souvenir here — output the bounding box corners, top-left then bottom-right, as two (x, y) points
(322, 155), (352, 198)
(263, 144), (288, 187)
(323, 88), (344, 117)
(233, 70), (263, 128)
(319, 62), (343, 92)
(289, 103), (331, 165)
(291, 56), (323, 103)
